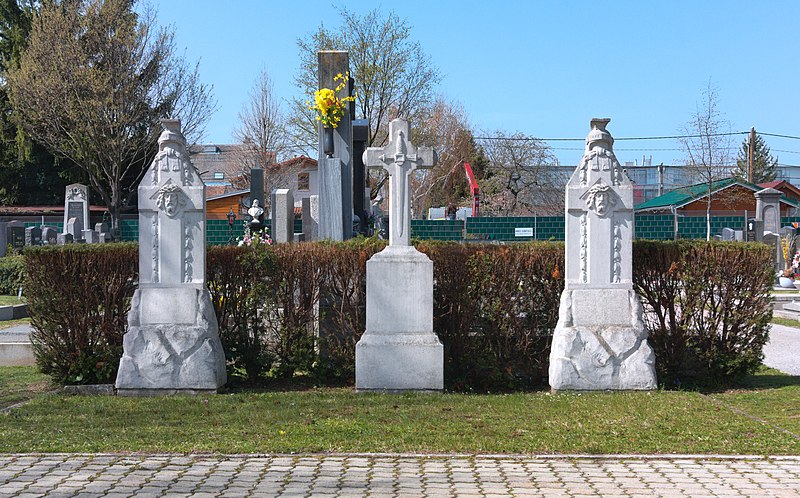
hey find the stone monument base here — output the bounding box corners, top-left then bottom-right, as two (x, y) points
(355, 246), (443, 391)
(549, 288), (657, 391)
(115, 287), (226, 394)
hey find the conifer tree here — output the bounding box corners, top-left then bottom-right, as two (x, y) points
(732, 133), (778, 184)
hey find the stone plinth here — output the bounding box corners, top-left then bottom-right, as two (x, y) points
(271, 188), (294, 244)
(355, 246), (443, 391)
(548, 119), (656, 391)
(755, 188), (782, 234)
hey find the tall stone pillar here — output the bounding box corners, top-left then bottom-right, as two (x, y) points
(317, 51), (353, 241)
(549, 119), (656, 391)
(755, 187), (782, 234)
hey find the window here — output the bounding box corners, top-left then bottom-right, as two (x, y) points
(297, 172), (310, 191)
(213, 172), (224, 180)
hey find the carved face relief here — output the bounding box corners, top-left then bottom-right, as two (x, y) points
(585, 183), (616, 216)
(156, 184), (185, 217)
(67, 187), (86, 201)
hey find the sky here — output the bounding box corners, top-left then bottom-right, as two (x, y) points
(154, 0), (800, 167)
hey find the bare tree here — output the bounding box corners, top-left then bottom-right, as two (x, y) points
(408, 97), (487, 218)
(291, 6), (441, 155)
(5, 0), (215, 233)
(478, 132), (562, 216)
(679, 82), (733, 240)
(231, 66), (293, 206)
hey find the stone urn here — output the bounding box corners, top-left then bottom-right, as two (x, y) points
(779, 276), (795, 288)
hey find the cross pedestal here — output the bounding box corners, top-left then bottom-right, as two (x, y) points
(355, 119), (442, 391)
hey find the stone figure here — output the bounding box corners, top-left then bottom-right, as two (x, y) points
(248, 199), (264, 224)
(548, 118), (656, 391)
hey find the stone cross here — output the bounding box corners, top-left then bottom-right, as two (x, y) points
(564, 118), (633, 287)
(137, 119), (205, 287)
(363, 119), (437, 246)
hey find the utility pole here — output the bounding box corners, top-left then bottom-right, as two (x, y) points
(748, 127), (756, 183)
(657, 163), (664, 197)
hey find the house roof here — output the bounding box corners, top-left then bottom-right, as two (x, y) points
(207, 189), (250, 202)
(758, 180), (800, 199)
(635, 177), (800, 212)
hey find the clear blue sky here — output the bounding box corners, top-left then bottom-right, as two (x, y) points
(155, 0), (800, 167)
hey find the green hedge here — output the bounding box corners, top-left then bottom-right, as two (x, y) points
(22, 239), (773, 389)
(0, 255), (25, 295)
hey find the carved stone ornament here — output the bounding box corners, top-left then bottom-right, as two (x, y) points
(154, 183), (186, 218)
(582, 182), (616, 217)
(66, 186), (86, 201)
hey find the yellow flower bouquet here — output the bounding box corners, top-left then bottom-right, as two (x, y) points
(309, 72), (355, 129)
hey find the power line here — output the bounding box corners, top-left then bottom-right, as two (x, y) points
(473, 131), (751, 142)
(760, 132), (800, 140)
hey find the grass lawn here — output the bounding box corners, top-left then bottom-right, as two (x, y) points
(0, 317), (30, 330)
(1, 367), (799, 455)
(0, 366), (54, 409)
(0, 295), (24, 306)
(772, 316), (800, 329)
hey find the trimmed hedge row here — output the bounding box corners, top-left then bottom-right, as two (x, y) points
(22, 239), (773, 389)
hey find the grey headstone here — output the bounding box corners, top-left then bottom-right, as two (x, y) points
(41, 226), (58, 245)
(356, 118), (442, 391)
(115, 119), (226, 394)
(6, 221), (25, 250)
(24, 226), (42, 246)
(549, 118), (656, 391)
(65, 218), (82, 241)
(722, 227), (735, 241)
(82, 229), (99, 244)
(271, 188), (294, 244)
(755, 188), (782, 234)
(302, 195), (319, 242)
(56, 233), (73, 245)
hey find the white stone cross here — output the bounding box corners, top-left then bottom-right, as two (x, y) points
(362, 119), (437, 246)
(138, 120), (205, 286)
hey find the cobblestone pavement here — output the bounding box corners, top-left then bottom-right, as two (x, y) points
(1, 454), (799, 497)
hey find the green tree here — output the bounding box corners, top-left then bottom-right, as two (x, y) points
(5, 0), (215, 232)
(732, 133), (778, 183)
(0, 0), (79, 206)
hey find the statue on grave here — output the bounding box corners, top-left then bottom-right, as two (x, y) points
(548, 118), (656, 391)
(248, 199), (264, 225)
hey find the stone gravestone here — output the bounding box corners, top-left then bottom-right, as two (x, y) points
(549, 119), (657, 391)
(721, 227), (735, 241)
(116, 119), (226, 395)
(355, 118), (442, 391)
(271, 188), (294, 244)
(755, 188), (782, 235)
(95, 223), (111, 242)
(317, 51), (353, 241)
(24, 226), (42, 246)
(6, 221), (25, 251)
(41, 226), (58, 245)
(56, 233), (73, 245)
(63, 183), (89, 241)
(302, 195), (319, 242)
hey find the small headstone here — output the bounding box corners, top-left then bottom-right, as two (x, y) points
(302, 195), (319, 242)
(271, 188), (294, 244)
(82, 229), (99, 244)
(65, 218), (82, 241)
(721, 227), (735, 241)
(549, 118), (656, 391)
(41, 226), (59, 245)
(6, 221), (25, 251)
(63, 183), (89, 238)
(24, 226), (42, 246)
(115, 119), (226, 395)
(356, 118), (442, 391)
(734, 230), (743, 241)
(57, 233), (73, 245)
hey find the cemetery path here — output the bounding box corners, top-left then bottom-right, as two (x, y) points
(765, 324), (800, 376)
(0, 453), (799, 497)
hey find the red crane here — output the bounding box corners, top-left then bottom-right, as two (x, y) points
(463, 162), (480, 217)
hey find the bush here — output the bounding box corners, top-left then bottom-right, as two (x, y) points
(420, 242), (563, 391)
(0, 255), (25, 295)
(24, 244), (137, 384)
(633, 240), (773, 387)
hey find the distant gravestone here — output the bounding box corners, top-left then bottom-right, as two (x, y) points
(722, 227), (735, 241)
(24, 226), (42, 246)
(63, 183), (89, 240)
(301, 195), (319, 242)
(41, 226), (58, 245)
(356, 118), (442, 391)
(755, 188), (782, 235)
(115, 119), (226, 395)
(56, 233), (73, 245)
(82, 229), (99, 244)
(271, 188), (294, 244)
(549, 119), (656, 391)
(6, 221), (25, 251)
(95, 222), (111, 242)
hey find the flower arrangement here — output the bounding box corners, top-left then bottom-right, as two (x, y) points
(238, 221), (272, 247)
(309, 72), (355, 129)
(780, 232), (797, 277)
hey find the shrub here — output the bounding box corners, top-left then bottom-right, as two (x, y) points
(24, 244), (137, 384)
(633, 240), (773, 387)
(0, 255), (25, 295)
